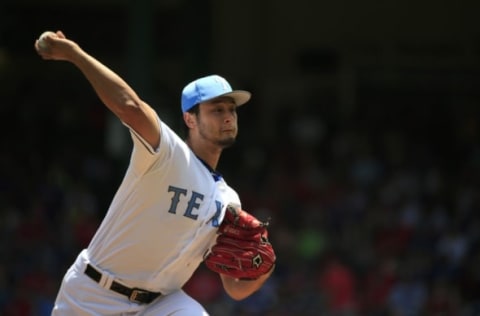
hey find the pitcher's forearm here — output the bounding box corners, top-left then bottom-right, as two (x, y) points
(220, 264), (275, 300)
(69, 47), (143, 119)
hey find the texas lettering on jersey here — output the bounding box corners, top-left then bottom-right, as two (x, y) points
(167, 185), (223, 227)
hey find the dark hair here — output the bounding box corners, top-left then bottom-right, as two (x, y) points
(188, 104), (200, 115)
(180, 104), (200, 139)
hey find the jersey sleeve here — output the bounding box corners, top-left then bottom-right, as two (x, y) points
(123, 114), (181, 176)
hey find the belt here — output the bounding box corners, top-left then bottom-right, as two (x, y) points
(84, 264), (161, 304)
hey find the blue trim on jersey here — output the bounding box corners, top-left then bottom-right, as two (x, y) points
(196, 156), (223, 182)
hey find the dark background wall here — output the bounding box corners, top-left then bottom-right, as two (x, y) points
(1, 0), (479, 315)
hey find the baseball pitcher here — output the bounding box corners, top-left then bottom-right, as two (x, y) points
(34, 30), (276, 315)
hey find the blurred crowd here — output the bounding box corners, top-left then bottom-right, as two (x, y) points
(0, 71), (479, 316)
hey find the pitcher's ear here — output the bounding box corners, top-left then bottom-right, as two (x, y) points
(183, 112), (196, 128)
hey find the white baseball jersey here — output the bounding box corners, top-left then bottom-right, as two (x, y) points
(86, 115), (240, 295)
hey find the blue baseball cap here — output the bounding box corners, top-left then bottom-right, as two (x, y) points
(181, 75), (251, 113)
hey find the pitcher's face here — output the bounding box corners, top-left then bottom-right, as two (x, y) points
(192, 97), (238, 148)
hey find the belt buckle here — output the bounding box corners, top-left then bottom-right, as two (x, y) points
(129, 288), (148, 303)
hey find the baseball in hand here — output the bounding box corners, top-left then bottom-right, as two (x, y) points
(37, 31), (56, 49)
